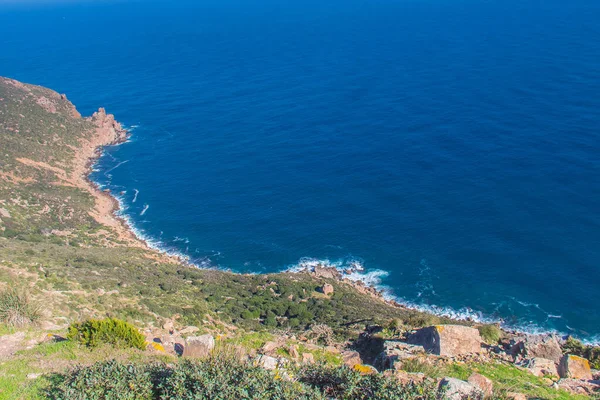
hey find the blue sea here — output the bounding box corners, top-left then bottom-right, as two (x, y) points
(1, 0), (599, 342)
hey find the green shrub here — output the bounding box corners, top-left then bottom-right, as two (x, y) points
(156, 355), (322, 399)
(44, 356), (446, 400)
(46, 360), (153, 400)
(0, 288), (40, 327)
(478, 324), (502, 345)
(67, 318), (146, 350)
(46, 356), (322, 400)
(296, 364), (440, 399)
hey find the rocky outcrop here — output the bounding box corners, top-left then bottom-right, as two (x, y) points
(256, 355), (280, 370)
(468, 373), (493, 397)
(183, 334), (215, 358)
(311, 265), (342, 280)
(523, 357), (558, 377)
(558, 354), (593, 379)
(510, 334), (562, 364)
(88, 107), (128, 145)
(261, 341), (282, 354)
(558, 379), (600, 396)
(438, 377), (483, 400)
(408, 325), (482, 357)
(342, 350), (363, 368)
(375, 340), (424, 370)
(321, 283), (334, 296)
(302, 353), (315, 364)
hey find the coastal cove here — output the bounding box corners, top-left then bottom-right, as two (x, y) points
(2, 0), (600, 343)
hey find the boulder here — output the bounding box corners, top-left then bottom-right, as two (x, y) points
(524, 357), (558, 377)
(505, 392), (527, 400)
(162, 319), (175, 332)
(321, 283), (334, 296)
(257, 355), (279, 370)
(558, 355), (593, 380)
(289, 345), (299, 359)
(511, 334), (562, 364)
(438, 377), (483, 400)
(558, 378), (600, 396)
(180, 326), (200, 335)
(312, 265), (341, 279)
(408, 325), (482, 357)
(183, 334), (215, 358)
(353, 364), (378, 375)
(261, 341), (281, 354)
(392, 370), (427, 385)
(468, 373), (493, 397)
(302, 352), (315, 364)
(375, 340), (424, 370)
(342, 350), (362, 368)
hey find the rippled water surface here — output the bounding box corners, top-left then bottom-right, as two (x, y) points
(1, 0), (599, 341)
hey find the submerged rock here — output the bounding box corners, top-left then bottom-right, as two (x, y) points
(408, 325), (482, 357)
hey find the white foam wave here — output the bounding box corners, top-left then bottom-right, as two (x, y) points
(108, 191), (197, 265)
(132, 189), (139, 203)
(140, 204), (149, 216)
(284, 256), (600, 346)
(104, 160), (129, 176)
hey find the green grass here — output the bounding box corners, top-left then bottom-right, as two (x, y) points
(478, 324), (503, 345)
(453, 362), (588, 400)
(224, 331), (274, 350)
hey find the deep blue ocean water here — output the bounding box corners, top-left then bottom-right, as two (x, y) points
(1, 0), (599, 341)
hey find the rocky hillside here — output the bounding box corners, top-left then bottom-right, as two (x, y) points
(0, 77), (598, 399)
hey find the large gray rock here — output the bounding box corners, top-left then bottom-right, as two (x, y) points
(408, 325), (482, 357)
(511, 334), (562, 364)
(375, 340), (424, 370)
(183, 334), (215, 358)
(439, 377), (483, 400)
(256, 355), (280, 370)
(467, 373), (493, 397)
(342, 350), (362, 368)
(558, 355), (593, 380)
(523, 357), (558, 377)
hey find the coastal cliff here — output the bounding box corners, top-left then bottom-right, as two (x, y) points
(0, 77), (598, 399)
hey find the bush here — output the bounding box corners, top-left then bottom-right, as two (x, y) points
(45, 356), (446, 400)
(67, 318), (147, 350)
(478, 324), (502, 345)
(156, 354), (321, 399)
(47, 356), (323, 400)
(296, 364), (440, 399)
(0, 288), (40, 327)
(46, 360), (153, 400)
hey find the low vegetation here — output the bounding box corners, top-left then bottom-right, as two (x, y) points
(477, 324), (503, 345)
(67, 318), (147, 350)
(0, 288), (40, 327)
(45, 355), (444, 400)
